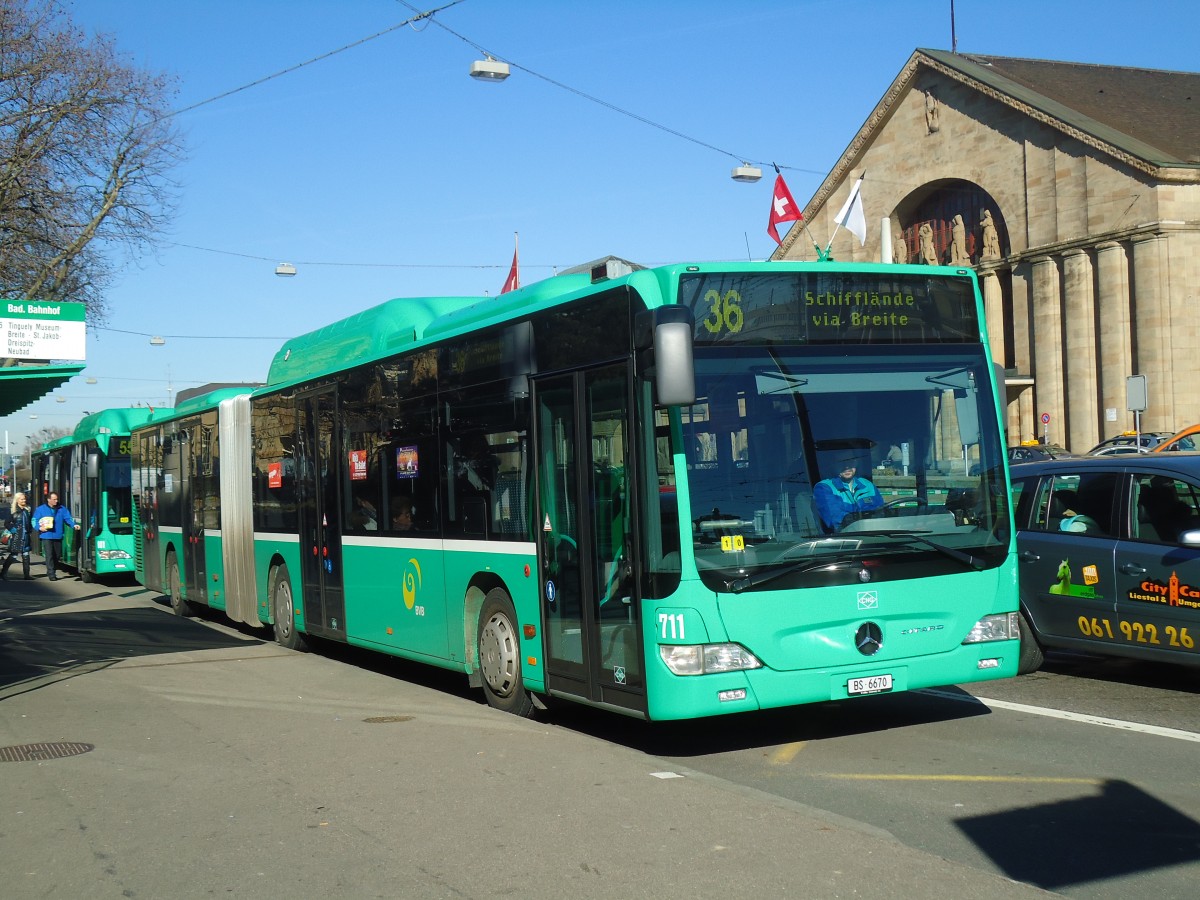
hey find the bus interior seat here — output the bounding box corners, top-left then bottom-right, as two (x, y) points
(1140, 481), (1193, 542)
(493, 471), (526, 536)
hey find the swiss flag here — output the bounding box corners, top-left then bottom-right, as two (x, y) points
(500, 242), (519, 294)
(767, 174), (803, 244)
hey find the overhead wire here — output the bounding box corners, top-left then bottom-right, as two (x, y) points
(393, 0), (827, 176)
(165, 2), (465, 120)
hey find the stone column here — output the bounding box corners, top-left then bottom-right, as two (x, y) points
(980, 270), (1005, 366)
(1031, 256), (1064, 446)
(1010, 265), (1034, 442)
(978, 269), (1012, 447)
(1062, 249), (1098, 452)
(1095, 241), (1132, 438)
(1131, 233), (1172, 430)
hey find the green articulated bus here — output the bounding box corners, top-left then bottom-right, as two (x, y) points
(32, 407), (156, 581)
(129, 386), (258, 621)
(130, 258), (1020, 720)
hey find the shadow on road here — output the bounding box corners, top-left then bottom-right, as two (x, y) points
(957, 778), (1200, 890)
(547, 685), (994, 757)
(1039, 650), (1200, 695)
(0, 578), (265, 700)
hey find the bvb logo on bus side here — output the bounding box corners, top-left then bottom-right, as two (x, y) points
(403, 558), (422, 609)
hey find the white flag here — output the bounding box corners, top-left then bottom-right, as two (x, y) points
(834, 176), (867, 246)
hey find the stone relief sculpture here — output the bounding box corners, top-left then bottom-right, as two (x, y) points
(918, 222), (937, 265)
(949, 214), (968, 265)
(925, 92), (940, 133)
(892, 227), (908, 264)
(981, 209), (1002, 260)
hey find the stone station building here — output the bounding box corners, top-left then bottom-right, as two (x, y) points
(775, 49), (1200, 451)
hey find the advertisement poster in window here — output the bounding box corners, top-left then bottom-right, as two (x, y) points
(349, 449), (368, 481)
(396, 445), (419, 478)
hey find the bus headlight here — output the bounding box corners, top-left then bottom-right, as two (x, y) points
(659, 643), (763, 675)
(962, 612), (1020, 644)
(98, 549), (132, 560)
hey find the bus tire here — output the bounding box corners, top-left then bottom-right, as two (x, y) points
(477, 588), (534, 717)
(1017, 611), (1044, 675)
(272, 563), (306, 652)
(167, 553), (191, 617)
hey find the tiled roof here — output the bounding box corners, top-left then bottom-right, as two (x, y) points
(922, 49), (1200, 166)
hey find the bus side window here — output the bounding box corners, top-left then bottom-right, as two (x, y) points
(386, 393), (438, 535)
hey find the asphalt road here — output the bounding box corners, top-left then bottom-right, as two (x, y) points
(553, 654), (1200, 899)
(5, 569), (1198, 898)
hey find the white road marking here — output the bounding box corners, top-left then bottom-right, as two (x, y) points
(920, 688), (1200, 744)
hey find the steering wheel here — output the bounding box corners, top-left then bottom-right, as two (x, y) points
(881, 497), (930, 515)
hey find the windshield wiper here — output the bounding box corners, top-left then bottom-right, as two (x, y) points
(854, 529), (984, 570)
(726, 557), (867, 594)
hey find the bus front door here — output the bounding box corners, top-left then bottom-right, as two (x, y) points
(535, 365), (645, 715)
(296, 388), (347, 640)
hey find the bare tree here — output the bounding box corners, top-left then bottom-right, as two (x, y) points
(0, 0), (184, 335)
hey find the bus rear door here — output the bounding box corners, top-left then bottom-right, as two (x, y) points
(296, 387), (347, 639)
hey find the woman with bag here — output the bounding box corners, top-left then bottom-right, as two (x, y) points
(1, 491), (34, 580)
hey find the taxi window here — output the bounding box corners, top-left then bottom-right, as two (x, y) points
(1029, 472), (1117, 536)
(1132, 474), (1200, 543)
(1011, 475), (1037, 528)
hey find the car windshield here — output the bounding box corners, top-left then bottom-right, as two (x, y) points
(678, 344), (1010, 592)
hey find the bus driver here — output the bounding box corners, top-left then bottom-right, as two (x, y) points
(814, 456), (884, 532)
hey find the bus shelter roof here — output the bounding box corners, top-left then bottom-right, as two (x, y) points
(0, 363), (86, 416)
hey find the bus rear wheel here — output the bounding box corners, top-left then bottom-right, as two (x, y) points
(477, 589), (533, 717)
(272, 563), (306, 652)
(167, 553), (191, 617)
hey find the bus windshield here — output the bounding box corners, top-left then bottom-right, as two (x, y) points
(680, 344), (1008, 592)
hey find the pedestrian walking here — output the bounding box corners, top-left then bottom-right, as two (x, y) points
(1, 491), (34, 580)
(32, 492), (79, 581)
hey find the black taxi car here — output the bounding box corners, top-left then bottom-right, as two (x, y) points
(1011, 454), (1200, 673)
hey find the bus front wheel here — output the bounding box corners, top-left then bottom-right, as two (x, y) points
(477, 588), (534, 717)
(1017, 611), (1045, 675)
(272, 564), (307, 652)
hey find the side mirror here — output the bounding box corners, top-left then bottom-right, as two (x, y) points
(86, 452), (101, 479)
(637, 307), (696, 407)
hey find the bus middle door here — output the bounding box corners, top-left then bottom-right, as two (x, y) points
(535, 364), (645, 715)
(182, 425), (207, 605)
(296, 387), (347, 639)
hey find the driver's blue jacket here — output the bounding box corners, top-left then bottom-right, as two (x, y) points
(814, 476), (883, 532)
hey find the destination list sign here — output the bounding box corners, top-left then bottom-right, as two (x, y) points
(2, 300), (86, 361)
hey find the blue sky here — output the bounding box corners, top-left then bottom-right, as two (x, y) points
(4, 0), (1197, 456)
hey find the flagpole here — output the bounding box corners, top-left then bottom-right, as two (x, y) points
(824, 172), (866, 258)
(801, 220), (826, 262)
(772, 164), (825, 261)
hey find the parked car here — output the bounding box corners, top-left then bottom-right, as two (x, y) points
(1007, 443), (1077, 464)
(1010, 454), (1200, 674)
(1087, 431), (1174, 455)
(1153, 425), (1200, 453)
(1090, 444), (1149, 457)
(969, 443), (1077, 475)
